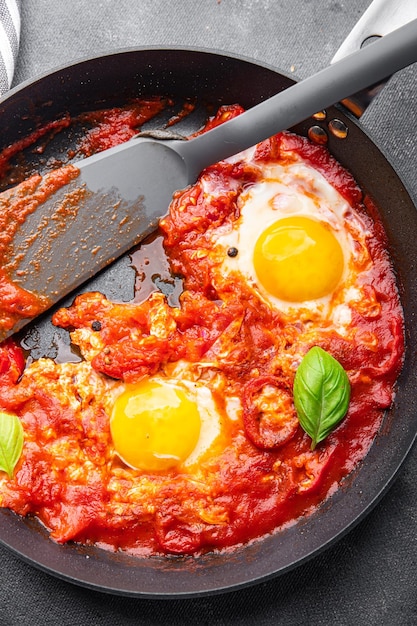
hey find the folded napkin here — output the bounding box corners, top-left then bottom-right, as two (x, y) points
(0, 0), (20, 95)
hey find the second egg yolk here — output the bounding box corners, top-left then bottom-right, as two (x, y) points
(110, 380), (201, 472)
(253, 216), (344, 302)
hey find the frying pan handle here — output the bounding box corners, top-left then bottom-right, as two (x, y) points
(331, 0), (417, 117)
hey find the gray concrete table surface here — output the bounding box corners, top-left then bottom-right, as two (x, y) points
(1, 1), (416, 624)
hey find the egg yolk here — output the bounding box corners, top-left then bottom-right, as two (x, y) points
(253, 216), (344, 302)
(110, 380), (201, 471)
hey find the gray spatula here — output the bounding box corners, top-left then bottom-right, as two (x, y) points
(2, 18), (417, 341)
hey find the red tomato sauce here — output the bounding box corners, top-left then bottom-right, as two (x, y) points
(0, 102), (405, 556)
(75, 97), (168, 156)
(0, 116), (72, 181)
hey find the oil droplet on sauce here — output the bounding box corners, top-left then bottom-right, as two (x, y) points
(307, 125), (328, 145)
(328, 118), (349, 139)
(130, 231), (183, 307)
(20, 326), (82, 364)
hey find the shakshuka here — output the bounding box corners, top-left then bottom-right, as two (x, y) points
(0, 103), (404, 556)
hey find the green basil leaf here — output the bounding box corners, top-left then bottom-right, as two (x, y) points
(0, 411), (24, 478)
(293, 346), (350, 450)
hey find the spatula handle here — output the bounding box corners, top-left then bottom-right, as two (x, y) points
(178, 18), (417, 179)
(332, 0), (417, 63)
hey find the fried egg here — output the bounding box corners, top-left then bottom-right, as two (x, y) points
(211, 157), (372, 329)
(17, 354), (233, 477)
(110, 375), (227, 472)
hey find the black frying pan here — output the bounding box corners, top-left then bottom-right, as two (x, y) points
(0, 47), (416, 598)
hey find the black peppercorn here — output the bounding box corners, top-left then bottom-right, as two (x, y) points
(227, 247), (239, 258)
(91, 321), (102, 332)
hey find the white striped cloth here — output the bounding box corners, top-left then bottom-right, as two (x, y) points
(0, 0), (20, 95)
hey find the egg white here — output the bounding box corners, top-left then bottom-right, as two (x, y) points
(177, 378), (223, 468)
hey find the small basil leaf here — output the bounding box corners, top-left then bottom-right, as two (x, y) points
(0, 411), (24, 478)
(293, 346), (350, 450)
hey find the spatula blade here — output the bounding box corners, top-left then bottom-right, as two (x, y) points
(1, 138), (187, 340)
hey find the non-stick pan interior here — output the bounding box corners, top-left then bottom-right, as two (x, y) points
(0, 48), (416, 597)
